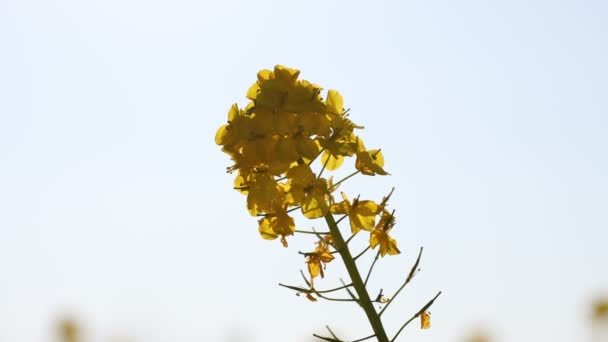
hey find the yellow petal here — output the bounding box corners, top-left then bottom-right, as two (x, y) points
(274, 65), (300, 86)
(329, 201), (349, 215)
(257, 69), (273, 84)
(369, 230), (380, 249)
(233, 173), (248, 194)
(273, 210), (296, 237)
(319, 251), (335, 263)
(326, 89), (343, 115)
(296, 136), (320, 160)
(258, 217), (278, 240)
(286, 164), (315, 185)
(302, 194), (327, 219)
(386, 236), (401, 256)
(355, 150), (388, 176)
(214, 124), (229, 145)
(276, 137), (299, 162)
(308, 258), (321, 278)
(227, 103), (239, 122)
(246, 82), (260, 100)
(321, 150), (344, 171)
(350, 213), (375, 233)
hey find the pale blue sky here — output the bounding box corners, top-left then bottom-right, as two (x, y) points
(1, 0), (607, 341)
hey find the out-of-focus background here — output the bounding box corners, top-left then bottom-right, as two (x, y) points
(1, 0), (607, 341)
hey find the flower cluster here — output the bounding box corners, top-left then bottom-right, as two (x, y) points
(216, 66), (441, 342)
(215, 65), (396, 254)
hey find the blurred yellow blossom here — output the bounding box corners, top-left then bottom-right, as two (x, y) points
(593, 299), (608, 321)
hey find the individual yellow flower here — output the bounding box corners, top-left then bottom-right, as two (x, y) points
(330, 192), (379, 233)
(285, 164), (330, 218)
(245, 170), (281, 216)
(369, 209), (400, 256)
(355, 140), (388, 176)
(318, 131), (359, 171)
(215, 104), (250, 150)
(258, 205), (296, 247)
(306, 236), (335, 285)
(301, 178), (330, 219)
(420, 311), (431, 329)
(285, 164), (316, 205)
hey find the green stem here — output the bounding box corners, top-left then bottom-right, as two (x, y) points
(324, 213), (389, 342)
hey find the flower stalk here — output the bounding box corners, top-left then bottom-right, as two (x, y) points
(324, 212), (389, 342)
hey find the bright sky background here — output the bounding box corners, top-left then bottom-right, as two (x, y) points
(1, 0), (607, 341)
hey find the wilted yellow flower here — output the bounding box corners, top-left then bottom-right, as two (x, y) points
(421, 311), (431, 329)
(369, 209), (400, 257)
(306, 293), (318, 302)
(306, 237), (335, 285)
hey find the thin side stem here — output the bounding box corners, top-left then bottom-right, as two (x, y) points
(278, 282), (353, 294)
(340, 278), (358, 303)
(379, 247), (423, 316)
(330, 170), (360, 191)
(326, 326), (340, 340)
(390, 291), (442, 342)
(345, 231), (358, 245)
(313, 334), (340, 342)
(353, 246), (371, 261)
(364, 251), (381, 286)
(295, 230), (330, 235)
(352, 334), (377, 342)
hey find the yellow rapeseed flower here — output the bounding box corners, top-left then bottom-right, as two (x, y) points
(330, 192), (379, 233)
(258, 205), (295, 247)
(355, 140), (388, 176)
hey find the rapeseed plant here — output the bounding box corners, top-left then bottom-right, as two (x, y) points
(216, 65), (441, 342)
